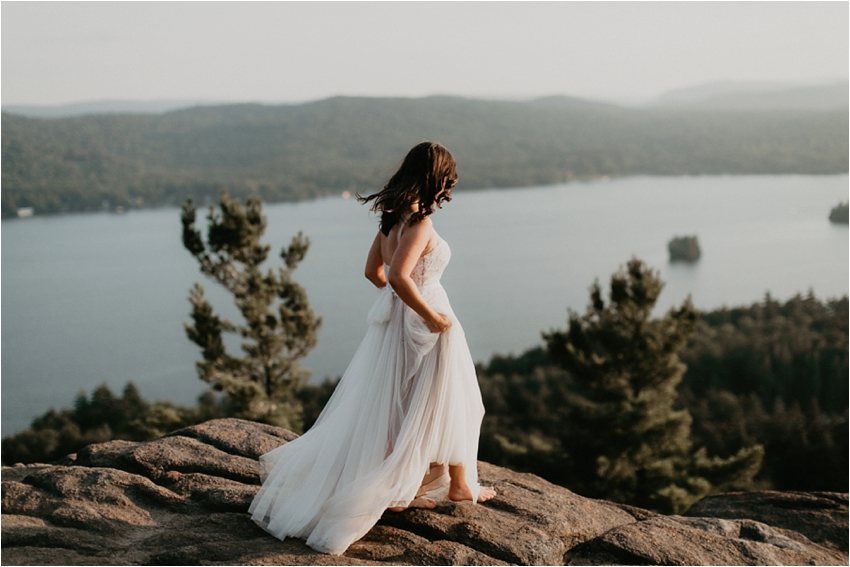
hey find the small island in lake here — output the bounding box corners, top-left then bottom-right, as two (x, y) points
(828, 202), (848, 224)
(668, 235), (701, 262)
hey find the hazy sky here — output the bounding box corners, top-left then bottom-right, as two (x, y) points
(2, 1), (848, 106)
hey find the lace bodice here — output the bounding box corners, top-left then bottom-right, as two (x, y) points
(384, 230), (451, 289)
(410, 231), (451, 287)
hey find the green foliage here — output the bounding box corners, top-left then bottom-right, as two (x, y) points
(541, 258), (762, 513)
(1, 375), (341, 467)
(1, 383), (225, 465)
(296, 378), (340, 432)
(181, 192), (322, 429)
(677, 292), (849, 492)
(476, 361), (574, 483)
(478, 288), (846, 502)
(682, 390), (847, 492)
(3, 97), (847, 216)
(681, 293), (849, 414)
(4, 191), (323, 464)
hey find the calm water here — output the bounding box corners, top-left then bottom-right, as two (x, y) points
(2, 175), (848, 435)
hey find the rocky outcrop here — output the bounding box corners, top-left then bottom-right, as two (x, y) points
(2, 418), (846, 566)
(684, 491), (848, 552)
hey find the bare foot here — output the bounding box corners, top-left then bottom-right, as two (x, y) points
(447, 485), (496, 503)
(387, 496), (436, 512)
(477, 486), (496, 502)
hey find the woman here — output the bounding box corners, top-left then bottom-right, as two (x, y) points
(249, 141), (495, 555)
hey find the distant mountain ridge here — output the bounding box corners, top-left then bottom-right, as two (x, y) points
(650, 81), (849, 111)
(4, 80), (846, 118)
(0, 99), (222, 118)
(1, 94), (621, 118)
(2, 94), (847, 217)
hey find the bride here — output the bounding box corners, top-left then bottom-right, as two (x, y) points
(249, 141), (496, 555)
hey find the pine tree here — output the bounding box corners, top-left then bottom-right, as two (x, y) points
(181, 192), (322, 430)
(544, 258), (763, 513)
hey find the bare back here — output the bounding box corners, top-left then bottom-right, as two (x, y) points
(380, 217), (435, 269)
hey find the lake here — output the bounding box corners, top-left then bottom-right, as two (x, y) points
(2, 175), (848, 435)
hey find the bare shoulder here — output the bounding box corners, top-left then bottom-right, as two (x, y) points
(404, 216), (433, 237)
(404, 217), (437, 257)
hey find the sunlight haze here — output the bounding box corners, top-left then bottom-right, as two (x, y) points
(2, 1), (847, 107)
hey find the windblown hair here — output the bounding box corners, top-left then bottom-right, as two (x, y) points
(358, 141), (457, 235)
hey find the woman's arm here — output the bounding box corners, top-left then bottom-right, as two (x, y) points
(364, 231), (386, 288)
(388, 218), (451, 333)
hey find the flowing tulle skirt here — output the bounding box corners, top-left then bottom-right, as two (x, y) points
(248, 282), (485, 555)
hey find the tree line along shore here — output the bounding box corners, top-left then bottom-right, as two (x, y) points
(2, 95), (848, 217)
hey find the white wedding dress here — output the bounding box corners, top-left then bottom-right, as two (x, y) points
(249, 226), (486, 555)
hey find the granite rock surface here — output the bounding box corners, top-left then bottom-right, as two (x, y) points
(2, 418), (846, 566)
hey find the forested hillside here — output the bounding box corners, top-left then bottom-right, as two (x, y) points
(2, 95), (848, 217)
(477, 292), (848, 496)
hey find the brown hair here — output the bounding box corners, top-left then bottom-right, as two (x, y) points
(358, 141), (457, 235)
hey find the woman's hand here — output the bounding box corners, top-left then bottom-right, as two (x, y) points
(425, 313), (452, 333)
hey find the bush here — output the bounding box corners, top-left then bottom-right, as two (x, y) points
(1, 382), (226, 465)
